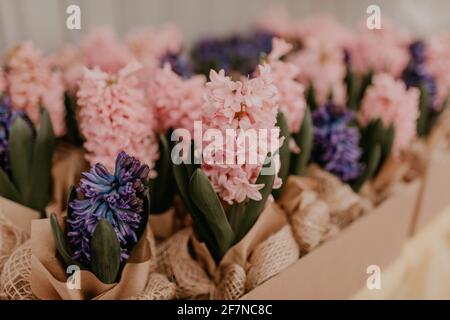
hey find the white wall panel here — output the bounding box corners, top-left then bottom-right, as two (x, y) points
(0, 0), (449, 54)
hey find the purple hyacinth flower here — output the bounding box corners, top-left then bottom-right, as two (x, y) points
(160, 52), (194, 79)
(191, 31), (274, 77)
(312, 103), (364, 182)
(401, 40), (438, 110)
(0, 96), (33, 176)
(67, 151), (150, 266)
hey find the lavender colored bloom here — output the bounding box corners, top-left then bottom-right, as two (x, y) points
(0, 96), (32, 176)
(68, 151), (150, 265)
(401, 40), (437, 110)
(312, 103), (364, 182)
(160, 52), (194, 79)
(191, 31), (274, 77)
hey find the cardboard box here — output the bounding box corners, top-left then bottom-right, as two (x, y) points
(0, 196), (40, 233)
(411, 151), (450, 234)
(241, 181), (420, 300)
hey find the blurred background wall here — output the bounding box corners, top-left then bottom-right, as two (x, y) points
(0, 0), (449, 54)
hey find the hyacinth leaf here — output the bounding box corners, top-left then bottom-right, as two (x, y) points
(228, 201), (247, 234)
(272, 112), (291, 200)
(233, 157), (276, 244)
(427, 94), (449, 135)
(172, 161), (195, 214)
(66, 185), (77, 220)
(379, 123), (395, 171)
(64, 92), (83, 147)
(351, 143), (381, 192)
(91, 219), (121, 284)
(9, 116), (33, 201)
(345, 68), (360, 110)
(291, 106), (313, 176)
(306, 82), (317, 112)
(0, 168), (20, 203)
(29, 108), (55, 215)
(357, 69), (374, 105)
(189, 169), (234, 260)
(50, 213), (81, 269)
(360, 119), (383, 154)
(172, 154), (222, 261)
(149, 133), (174, 213)
(417, 82), (430, 137)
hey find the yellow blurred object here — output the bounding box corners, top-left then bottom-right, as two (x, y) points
(354, 207), (450, 299)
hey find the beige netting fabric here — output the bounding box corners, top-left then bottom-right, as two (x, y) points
(156, 228), (215, 300)
(213, 264), (246, 300)
(0, 212), (29, 277)
(307, 165), (372, 229)
(127, 273), (177, 300)
(245, 225), (299, 291)
(0, 240), (37, 300)
(279, 176), (332, 252)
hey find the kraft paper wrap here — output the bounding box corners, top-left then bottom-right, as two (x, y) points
(149, 201), (187, 242)
(49, 143), (88, 217)
(0, 196), (40, 234)
(29, 218), (154, 300)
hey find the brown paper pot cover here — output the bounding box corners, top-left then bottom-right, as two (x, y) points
(412, 150), (450, 234)
(240, 180), (420, 300)
(30, 218), (153, 300)
(0, 197), (40, 234)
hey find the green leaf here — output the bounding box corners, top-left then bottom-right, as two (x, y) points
(379, 124), (395, 172)
(290, 106), (313, 176)
(63, 92), (83, 146)
(173, 161), (195, 214)
(272, 112), (291, 200)
(228, 201), (247, 234)
(189, 169), (234, 260)
(29, 109), (55, 213)
(417, 82), (430, 137)
(9, 116), (33, 200)
(351, 143), (381, 192)
(233, 157), (276, 244)
(66, 186), (77, 220)
(306, 82), (317, 112)
(357, 69), (374, 104)
(50, 213), (81, 268)
(345, 67), (360, 110)
(0, 168), (21, 202)
(172, 158), (221, 262)
(90, 219), (121, 284)
(149, 133), (174, 213)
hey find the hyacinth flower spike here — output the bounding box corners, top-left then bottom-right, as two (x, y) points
(0, 105), (55, 216)
(401, 41), (448, 137)
(50, 151), (151, 284)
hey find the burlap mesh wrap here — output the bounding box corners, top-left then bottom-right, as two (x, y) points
(156, 228), (215, 299)
(245, 225), (299, 291)
(213, 263), (246, 300)
(279, 166), (371, 252)
(157, 224), (299, 300)
(279, 176), (332, 252)
(127, 273), (177, 300)
(0, 212), (29, 277)
(0, 241), (37, 300)
(306, 165), (371, 229)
